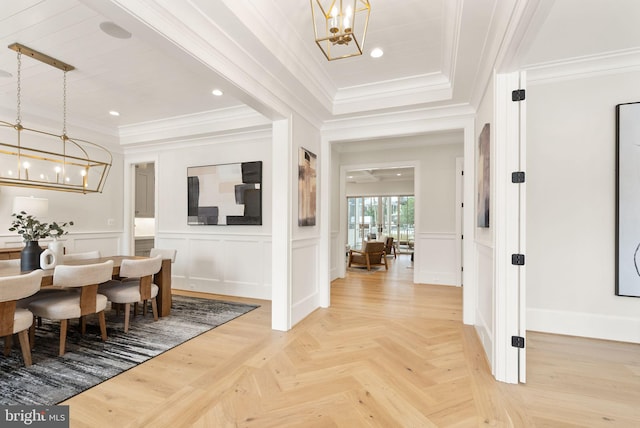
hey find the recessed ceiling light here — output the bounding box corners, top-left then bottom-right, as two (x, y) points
(100, 22), (132, 39)
(212, 89), (223, 96)
(396, 173), (402, 176)
(370, 48), (384, 58)
(0, 69), (12, 78)
(347, 175), (353, 179)
(109, 111), (120, 116)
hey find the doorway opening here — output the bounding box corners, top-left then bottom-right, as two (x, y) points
(133, 162), (155, 256)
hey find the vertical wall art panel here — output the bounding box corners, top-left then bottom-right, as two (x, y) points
(477, 123), (490, 228)
(187, 161), (262, 225)
(616, 102), (640, 297)
(298, 147), (317, 226)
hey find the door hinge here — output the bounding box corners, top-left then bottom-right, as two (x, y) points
(511, 171), (525, 183)
(511, 254), (525, 266)
(511, 336), (525, 348)
(512, 89), (526, 101)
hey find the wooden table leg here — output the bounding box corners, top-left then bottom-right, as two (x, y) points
(154, 259), (172, 317)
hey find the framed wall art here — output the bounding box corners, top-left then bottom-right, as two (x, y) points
(477, 123), (490, 228)
(187, 161), (262, 225)
(298, 147), (317, 226)
(616, 102), (640, 297)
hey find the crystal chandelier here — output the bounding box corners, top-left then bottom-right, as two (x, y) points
(310, 0), (371, 61)
(0, 43), (112, 194)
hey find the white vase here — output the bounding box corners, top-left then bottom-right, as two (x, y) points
(48, 238), (65, 266)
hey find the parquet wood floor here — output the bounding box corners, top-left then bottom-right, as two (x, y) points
(64, 255), (640, 427)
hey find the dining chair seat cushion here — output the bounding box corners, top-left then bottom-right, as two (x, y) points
(16, 288), (77, 309)
(13, 308), (35, 333)
(99, 280), (158, 303)
(28, 293), (108, 320)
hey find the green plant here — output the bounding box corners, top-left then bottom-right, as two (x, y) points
(9, 211), (50, 242)
(47, 220), (74, 238)
(9, 212), (74, 242)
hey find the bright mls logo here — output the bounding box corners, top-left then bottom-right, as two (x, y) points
(1, 406), (69, 427)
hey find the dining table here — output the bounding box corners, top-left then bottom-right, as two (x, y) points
(0, 255), (173, 317)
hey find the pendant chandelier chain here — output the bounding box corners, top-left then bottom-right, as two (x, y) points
(16, 51), (21, 126)
(62, 70), (67, 136)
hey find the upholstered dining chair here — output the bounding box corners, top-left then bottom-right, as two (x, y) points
(149, 248), (177, 263)
(98, 255), (163, 333)
(0, 269), (44, 367)
(62, 250), (101, 263)
(348, 241), (388, 271)
(27, 260), (114, 356)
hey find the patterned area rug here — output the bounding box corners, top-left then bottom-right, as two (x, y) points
(0, 295), (258, 405)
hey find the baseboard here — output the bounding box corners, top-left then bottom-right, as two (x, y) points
(528, 308), (640, 343)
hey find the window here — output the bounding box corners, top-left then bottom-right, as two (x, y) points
(347, 195), (414, 250)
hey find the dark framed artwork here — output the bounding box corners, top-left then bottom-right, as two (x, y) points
(616, 102), (640, 297)
(477, 123), (490, 228)
(298, 147), (317, 226)
(187, 161), (262, 225)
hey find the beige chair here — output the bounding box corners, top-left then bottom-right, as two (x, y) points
(149, 248), (177, 263)
(99, 255), (163, 332)
(62, 250), (101, 263)
(0, 270), (44, 367)
(28, 260), (113, 356)
(348, 241), (388, 271)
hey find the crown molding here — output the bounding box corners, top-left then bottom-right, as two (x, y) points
(118, 105), (270, 146)
(122, 126), (272, 154)
(525, 48), (640, 84)
(332, 73), (452, 115)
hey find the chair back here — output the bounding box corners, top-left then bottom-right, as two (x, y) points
(0, 270), (43, 303)
(149, 248), (177, 263)
(63, 250), (101, 263)
(384, 237), (394, 252)
(119, 255), (163, 279)
(363, 241), (385, 263)
(53, 260), (113, 288)
(119, 255), (163, 301)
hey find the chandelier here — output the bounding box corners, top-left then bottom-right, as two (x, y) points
(0, 43), (112, 194)
(310, 0), (371, 61)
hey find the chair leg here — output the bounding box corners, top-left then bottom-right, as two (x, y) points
(80, 316), (87, 335)
(3, 334), (12, 356)
(98, 311), (107, 341)
(29, 320), (35, 350)
(59, 319), (68, 356)
(383, 256), (388, 270)
(17, 330), (32, 367)
(365, 254), (371, 270)
(151, 298), (158, 322)
(123, 303), (131, 333)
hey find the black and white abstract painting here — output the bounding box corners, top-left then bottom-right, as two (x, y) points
(187, 161), (262, 225)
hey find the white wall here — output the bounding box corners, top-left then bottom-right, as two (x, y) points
(140, 130), (273, 301)
(291, 114), (322, 325)
(473, 75), (495, 367)
(527, 70), (640, 343)
(346, 179), (414, 196)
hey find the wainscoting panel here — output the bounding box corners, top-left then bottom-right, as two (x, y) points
(292, 238), (320, 325)
(172, 234), (272, 300)
(476, 242), (495, 368)
(414, 233), (459, 286)
(330, 231), (341, 281)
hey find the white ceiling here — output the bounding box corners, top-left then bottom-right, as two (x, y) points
(0, 0), (639, 141)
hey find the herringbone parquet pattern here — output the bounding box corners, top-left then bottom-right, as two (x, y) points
(64, 255), (640, 427)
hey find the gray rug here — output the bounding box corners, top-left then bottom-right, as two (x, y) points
(0, 295), (258, 405)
